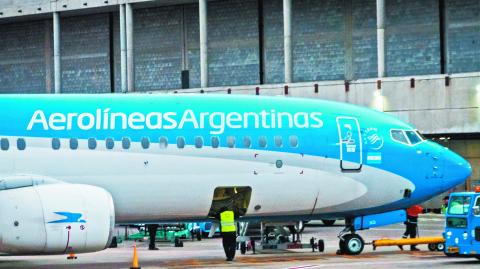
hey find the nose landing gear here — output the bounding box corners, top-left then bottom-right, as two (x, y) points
(337, 224), (365, 255)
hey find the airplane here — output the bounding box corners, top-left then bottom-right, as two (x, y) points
(0, 94), (471, 258)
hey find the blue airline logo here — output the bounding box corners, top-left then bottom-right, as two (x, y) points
(48, 212), (87, 224)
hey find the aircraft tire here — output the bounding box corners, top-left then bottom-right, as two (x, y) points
(428, 243), (437, 251)
(340, 234), (364, 255)
(240, 242), (247, 254)
(321, 219), (336, 226)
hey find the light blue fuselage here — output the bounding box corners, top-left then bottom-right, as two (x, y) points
(0, 94), (472, 222)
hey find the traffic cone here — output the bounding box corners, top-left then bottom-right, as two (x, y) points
(130, 244), (141, 269)
(67, 252), (77, 260)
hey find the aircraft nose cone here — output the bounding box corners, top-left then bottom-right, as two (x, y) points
(445, 151), (472, 188)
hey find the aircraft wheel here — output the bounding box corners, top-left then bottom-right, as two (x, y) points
(240, 242), (247, 255)
(339, 234), (364, 255)
(436, 243), (445, 252)
(428, 243), (437, 251)
(318, 239), (325, 252)
(321, 219), (336, 226)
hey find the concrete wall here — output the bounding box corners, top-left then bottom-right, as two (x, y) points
(385, 0), (441, 77)
(0, 20), (50, 93)
(61, 14), (111, 93)
(446, 0), (480, 74)
(208, 0), (260, 87)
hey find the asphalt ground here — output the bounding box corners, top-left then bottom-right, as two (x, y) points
(1, 214), (479, 269)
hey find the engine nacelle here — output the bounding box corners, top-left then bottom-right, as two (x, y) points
(0, 184), (115, 255)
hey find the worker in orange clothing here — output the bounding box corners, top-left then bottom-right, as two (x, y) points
(400, 204), (424, 251)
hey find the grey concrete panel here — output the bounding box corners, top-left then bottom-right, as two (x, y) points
(389, 107), (479, 134)
(446, 0), (480, 73)
(60, 13), (111, 93)
(207, 0), (260, 87)
(382, 75), (480, 111)
(0, 19), (49, 93)
(133, 6), (182, 91)
(385, 0), (441, 77)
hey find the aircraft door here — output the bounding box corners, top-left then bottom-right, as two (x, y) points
(336, 117), (362, 172)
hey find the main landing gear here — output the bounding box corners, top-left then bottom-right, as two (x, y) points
(337, 224), (365, 255)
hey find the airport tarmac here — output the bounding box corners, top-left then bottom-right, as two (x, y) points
(1, 214), (478, 269)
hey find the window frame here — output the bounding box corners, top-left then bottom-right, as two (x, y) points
(88, 138), (97, 150)
(122, 137), (131, 150)
(390, 129), (410, 146)
(17, 138), (26, 151)
(105, 138), (115, 150)
(69, 138), (79, 150)
(51, 138), (61, 150)
(0, 138), (9, 151)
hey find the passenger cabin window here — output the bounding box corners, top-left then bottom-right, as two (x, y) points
(159, 137), (168, 149)
(141, 137), (150, 149)
(227, 136), (235, 148)
(195, 136), (203, 148)
(17, 138), (26, 151)
(258, 136), (267, 148)
(391, 130), (409, 145)
(70, 138), (78, 150)
(52, 138), (61, 150)
(88, 138), (97, 150)
(106, 138), (115, 150)
(211, 137), (220, 148)
(274, 136), (283, 148)
(177, 137), (185, 149)
(243, 136), (252, 148)
(1, 138), (9, 151)
(289, 135), (298, 148)
(405, 130), (422, 145)
(122, 137), (131, 149)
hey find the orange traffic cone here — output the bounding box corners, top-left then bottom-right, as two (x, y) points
(67, 252), (77, 260)
(130, 244), (141, 269)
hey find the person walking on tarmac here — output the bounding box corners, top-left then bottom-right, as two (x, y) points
(401, 204), (424, 251)
(219, 208), (237, 261)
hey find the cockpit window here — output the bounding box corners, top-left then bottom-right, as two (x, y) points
(416, 130), (426, 140)
(405, 130), (422, 145)
(391, 130), (409, 144)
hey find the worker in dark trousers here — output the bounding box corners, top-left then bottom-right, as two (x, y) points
(219, 209), (237, 261)
(147, 224), (159, 250)
(401, 204), (423, 251)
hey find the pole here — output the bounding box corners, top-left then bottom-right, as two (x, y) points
(199, 0), (208, 88)
(120, 4), (128, 93)
(126, 3), (135, 92)
(283, 0), (292, 83)
(376, 0), (386, 78)
(53, 11), (61, 93)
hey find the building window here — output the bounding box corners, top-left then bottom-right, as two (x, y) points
(122, 137), (131, 150)
(0, 138), (9, 151)
(227, 136), (235, 148)
(274, 136), (283, 148)
(52, 138), (61, 150)
(159, 137), (168, 149)
(17, 138), (26, 151)
(88, 138), (97, 150)
(289, 135), (299, 148)
(106, 138), (115, 150)
(243, 136), (252, 148)
(70, 138), (78, 150)
(211, 136), (220, 148)
(258, 136), (267, 148)
(177, 137), (185, 149)
(141, 137), (150, 149)
(195, 136), (203, 149)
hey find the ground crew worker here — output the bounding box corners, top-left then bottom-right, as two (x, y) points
(219, 209), (237, 261)
(147, 224), (159, 250)
(401, 204), (423, 251)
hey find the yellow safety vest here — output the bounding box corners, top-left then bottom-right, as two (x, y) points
(220, 211), (236, 233)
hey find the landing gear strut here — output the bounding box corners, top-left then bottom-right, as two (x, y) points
(337, 224), (365, 255)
